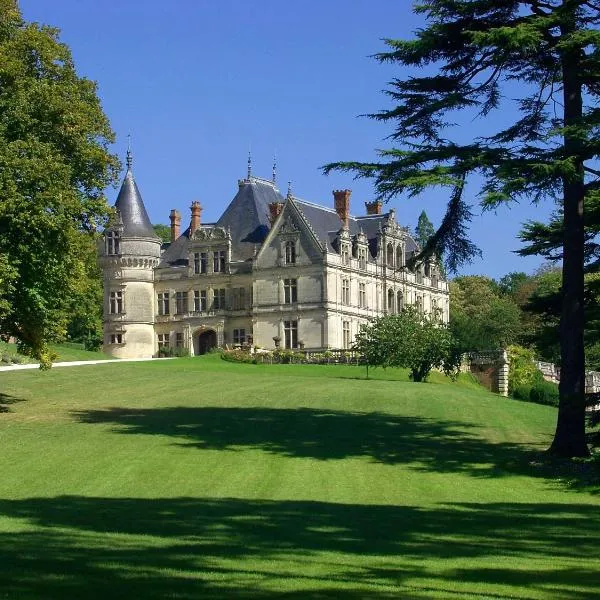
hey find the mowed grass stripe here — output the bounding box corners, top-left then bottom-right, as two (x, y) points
(0, 354), (598, 598)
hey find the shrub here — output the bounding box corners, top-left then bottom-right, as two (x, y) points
(529, 380), (560, 406)
(512, 384), (532, 402)
(507, 345), (540, 392)
(158, 346), (189, 358)
(221, 349), (255, 364)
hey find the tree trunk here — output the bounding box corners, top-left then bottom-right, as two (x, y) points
(549, 8), (589, 457)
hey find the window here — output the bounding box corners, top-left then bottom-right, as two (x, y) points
(175, 332), (184, 347)
(213, 250), (226, 273)
(432, 298), (439, 319)
(342, 321), (351, 349)
(232, 287), (246, 310)
(109, 291), (123, 314)
(416, 295), (424, 313)
(175, 291), (188, 315)
(358, 248), (367, 270)
(397, 290), (404, 312)
(194, 290), (207, 312)
(386, 243), (394, 267)
(233, 328), (246, 345)
(110, 334), (122, 344)
(341, 244), (350, 265)
(341, 279), (350, 305)
(213, 288), (226, 310)
(106, 231), (120, 255)
(158, 292), (169, 316)
(193, 252), (208, 274)
(284, 278), (298, 304)
(359, 282), (367, 308)
(285, 240), (296, 265)
(387, 289), (394, 313)
(284, 320), (298, 349)
(396, 246), (404, 268)
(157, 333), (169, 348)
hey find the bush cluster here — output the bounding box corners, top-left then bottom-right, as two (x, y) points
(157, 346), (189, 358)
(508, 345), (560, 407)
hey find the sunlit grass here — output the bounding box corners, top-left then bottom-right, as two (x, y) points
(0, 354), (598, 598)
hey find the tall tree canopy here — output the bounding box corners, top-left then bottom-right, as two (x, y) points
(325, 0), (600, 457)
(0, 0), (118, 366)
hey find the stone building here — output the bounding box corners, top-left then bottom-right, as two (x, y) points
(99, 154), (449, 358)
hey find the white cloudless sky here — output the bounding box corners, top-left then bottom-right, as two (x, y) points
(20, 0), (556, 279)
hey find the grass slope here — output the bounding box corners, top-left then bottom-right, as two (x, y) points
(0, 355), (598, 599)
(0, 341), (112, 364)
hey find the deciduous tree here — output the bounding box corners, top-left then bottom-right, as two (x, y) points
(0, 1), (118, 366)
(354, 306), (460, 382)
(325, 0), (600, 457)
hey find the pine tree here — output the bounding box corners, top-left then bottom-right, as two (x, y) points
(325, 0), (600, 457)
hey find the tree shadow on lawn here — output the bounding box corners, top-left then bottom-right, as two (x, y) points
(75, 405), (548, 480)
(0, 391), (26, 413)
(0, 495), (598, 599)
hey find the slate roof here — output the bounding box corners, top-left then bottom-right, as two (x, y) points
(156, 175), (418, 269)
(217, 177), (284, 260)
(293, 199), (418, 260)
(114, 168), (159, 239)
(158, 177), (283, 268)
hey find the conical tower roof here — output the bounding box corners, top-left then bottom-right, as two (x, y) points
(114, 150), (159, 239)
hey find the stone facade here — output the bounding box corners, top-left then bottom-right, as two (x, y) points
(100, 163), (449, 358)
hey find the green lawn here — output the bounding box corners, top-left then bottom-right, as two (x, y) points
(0, 355), (598, 599)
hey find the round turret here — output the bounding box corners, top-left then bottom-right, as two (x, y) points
(100, 151), (161, 358)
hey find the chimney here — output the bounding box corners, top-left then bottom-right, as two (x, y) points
(365, 200), (382, 215)
(333, 189), (351, 228)
(268, 201), (284, 224)
(190, 201), (202, 235)
(169, 209), (181, 242)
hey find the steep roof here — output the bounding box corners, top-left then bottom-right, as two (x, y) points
(217, 177), (284, 260)
(114, 167), (159, 239)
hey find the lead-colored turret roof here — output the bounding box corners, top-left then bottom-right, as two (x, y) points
(114, 153), (159, 239)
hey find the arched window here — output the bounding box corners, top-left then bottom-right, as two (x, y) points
(386, 243), (394, 267)
(387, 289), (395, 313)
(397, 290), (404, 312)
(396, 245), (404, 268)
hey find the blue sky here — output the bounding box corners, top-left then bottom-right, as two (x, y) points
(20, 0), (555, 279)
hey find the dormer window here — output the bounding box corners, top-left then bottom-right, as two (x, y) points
(213, 250), (226, 273)
(285, 240), (296, 265)
(194, 252), (208, 274)
(341, 244), (350, 265)
(358, 248), (367, 270)
(106, 231), (120, 255)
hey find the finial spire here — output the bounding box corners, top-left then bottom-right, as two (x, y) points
(287, 181), (292, 200)
(126, 133), (133, 171)
(272, 156), (277, 184)
(247, 150), (252, 180)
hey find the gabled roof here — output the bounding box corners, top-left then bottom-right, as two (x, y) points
(114, 167), (159, 239)
(217, 177), (284, 260)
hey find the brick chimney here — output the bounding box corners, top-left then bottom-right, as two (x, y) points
(365, 200), (382, 215)
(268, 201), (284, 224)
(169, 209), (181, 242)
(333, 189), (351, 228)
(190, 201), (202, 235)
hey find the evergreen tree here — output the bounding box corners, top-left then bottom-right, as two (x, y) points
(325, 0), (600, 457)
(415, 210), (436, 249)
(0, 1), (118, 366)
